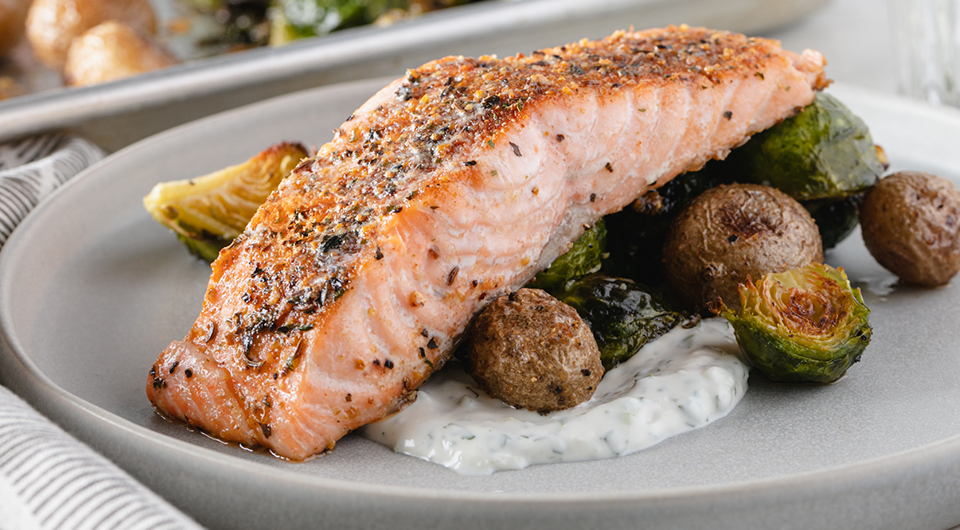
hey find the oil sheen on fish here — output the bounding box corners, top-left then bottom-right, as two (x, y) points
(147, 25), (828, 460)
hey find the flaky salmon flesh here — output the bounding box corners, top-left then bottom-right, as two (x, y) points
(147, 25), (828, 460)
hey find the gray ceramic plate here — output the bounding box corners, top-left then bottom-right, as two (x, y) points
(2, 79), (960, 530)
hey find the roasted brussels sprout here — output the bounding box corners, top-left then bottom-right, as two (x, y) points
(527, 219), (606, 295)
(802, 192), (865, 250)
(662, 183), (823, 312)
(604, 161), (730, 282)
(860, 171), (960, 286)
(182, 0), (270, 48)
(559, 275), (682, 370)
(465, 288), (603, 414)
(720, 263), (871, 384)
(268, 0), (406, 45)
(144, 142), (308, 261)
(725, 93), (884, 201)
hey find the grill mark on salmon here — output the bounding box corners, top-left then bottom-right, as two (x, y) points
(147, 25), (828, 460)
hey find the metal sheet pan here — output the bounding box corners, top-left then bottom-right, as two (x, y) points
(0, 0), (828, 151)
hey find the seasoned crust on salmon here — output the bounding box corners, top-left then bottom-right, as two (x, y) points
(147, 25), (828, 460)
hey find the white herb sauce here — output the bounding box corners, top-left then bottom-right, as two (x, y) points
(359, 319), (749, 475)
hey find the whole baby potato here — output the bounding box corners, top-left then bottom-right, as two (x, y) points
(0, 0), (31, 57)
(26, 0), (157, 69)
(464, 288), (604, 414)
(663, 183), (823, 311)
(64, 21), (176, 87)
(860, 171), (960, 286)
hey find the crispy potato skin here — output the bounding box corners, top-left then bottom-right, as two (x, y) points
(663, 183), (823, 311)
(25, 0), (157, 69)
(64, 21), (176, 87)
(464, 289), (603, 414)
(860, 171), (960, 286)
(0, 0), (30, 57)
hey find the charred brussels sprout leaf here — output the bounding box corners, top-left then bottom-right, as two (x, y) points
(726, 93), (883, 201)
(559, 275), (683, 370)
(143, 142), (308, 261)
(720, 263), (871, 383)
(527, 219), (606, 294)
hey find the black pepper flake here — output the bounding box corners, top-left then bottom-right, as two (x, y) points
(427, 338), (438, 349)
(346, 393), (353, 402)
(447, 266), (460, 285)
(419, 347), (426, 358)
(728, 234), (738, 243)
(428, 247), (440, 259)
(556, 134), (565, 142)
(396, 85), (413, 101)
(508, 291), (518, 302)
(384, 359), (394, 369)
(724, 110), (733, 120)
(553, 386), (563, 394)
(509, 142), (522, 157)
(482, 95), (501, 108)
(373, 359), (381, 367)
(581, 369), (591, 376)
(471, 280), (479, 288)
(169, 361), (179, 374)
(185, 369), (193, 378)
(149, 366), (156, 377)
(569, 64), (585, 75)
(420, 328), (429, 337)
(590, 193), (597, 202)
(464, 160), (477, 166)
(604, 162), (614, 172)
(259, 423), (272, 438)
(375, 246), (384, 260)
(479, 292), (487, 300)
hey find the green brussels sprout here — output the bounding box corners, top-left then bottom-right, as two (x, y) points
(559, 275), (683, 370)
(527, 219), (606, 294)
(268, 0), (407, 45)
(720, 263), (871, 384)
(603, 161), (731, 283)
(144, 142), (308, 261)
(802, 192), (866, 250)
(725, 93), (884, 201)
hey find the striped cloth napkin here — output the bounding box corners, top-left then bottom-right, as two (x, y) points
(0, 135), (204, 530)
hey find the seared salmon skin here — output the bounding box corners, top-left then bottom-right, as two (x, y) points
(147, 25), (828, 460)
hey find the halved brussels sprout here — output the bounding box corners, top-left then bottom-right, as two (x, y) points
(527, 219), (606, 295)
(725, 93), (884, 201)
(720, 263), (871, 384)
(144, 141), (308, 261)
(559, 274), (683, 370)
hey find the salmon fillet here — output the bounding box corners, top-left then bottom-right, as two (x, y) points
(147, 25), (828, 460)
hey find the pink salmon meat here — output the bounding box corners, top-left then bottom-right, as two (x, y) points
(147, 25), (828, 460)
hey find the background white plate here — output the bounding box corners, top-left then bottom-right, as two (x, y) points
(2, 79), (960, 530)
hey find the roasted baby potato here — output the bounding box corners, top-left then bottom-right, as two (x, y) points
(663, 183), (823, 312)
(464, 288), (604, 414)
(0, 0), (30, 57)
(64, 22), (177, 87)
(860, 171), (960, 286)
(144, 142), (309, 261)
(25, 0), (157, 69)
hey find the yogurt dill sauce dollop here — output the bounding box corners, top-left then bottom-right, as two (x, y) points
(359, 319), (749, 475)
